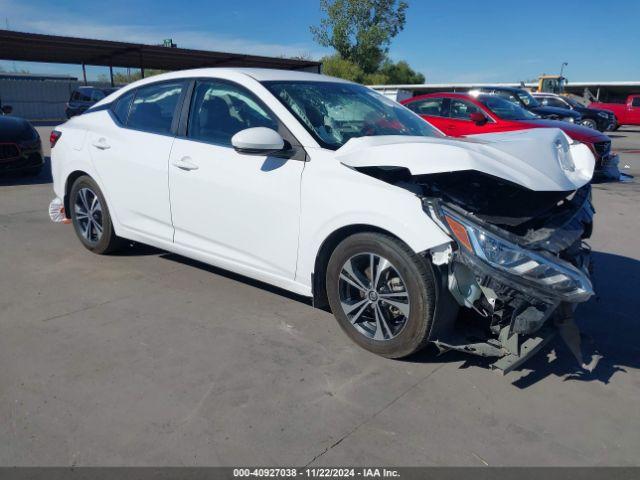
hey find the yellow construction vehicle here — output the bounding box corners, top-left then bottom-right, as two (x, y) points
(536, 75), (568, 94)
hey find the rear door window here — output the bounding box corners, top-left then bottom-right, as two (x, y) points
(127, 81), (185, 135)
(540, 96), (567, 108)
(406, 98), (444, 116)
(449, 99), (481, 120)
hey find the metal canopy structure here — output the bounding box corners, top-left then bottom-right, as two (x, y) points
(0, 29), (321, 85)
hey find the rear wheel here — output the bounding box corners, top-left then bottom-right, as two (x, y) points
(69, 175), (124, 254)
(326, 232), (437, 358)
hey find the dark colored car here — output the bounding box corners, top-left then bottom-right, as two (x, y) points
(402, 92), (614, 173)
(66, 86), (118, 119)
(470, 86), (582, 123)
(533, 93), (615, 131)
(0, 113), (44, 176)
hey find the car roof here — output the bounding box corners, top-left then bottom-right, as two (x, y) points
(476, 86), (524, 92)
(131, 67), (350, 84)
(91, 68), (353, 109)
(404, 92), (476, 102)
(234, 68), (350, 83)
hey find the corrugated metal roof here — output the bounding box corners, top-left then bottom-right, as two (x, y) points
(0, 29), (321, 72)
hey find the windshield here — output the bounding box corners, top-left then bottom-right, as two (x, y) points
(516, 90), (540, 107)
(262, 81), (439, 149)
(565, 97), (585, 108)
(478, 95), (539, 120)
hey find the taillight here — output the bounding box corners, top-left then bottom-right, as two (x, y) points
(50, 130), (62, 148)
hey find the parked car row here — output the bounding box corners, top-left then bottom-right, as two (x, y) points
(402, 92), (615, 174)
(470, 86), (583, 124)
(532, 92), (616, 132)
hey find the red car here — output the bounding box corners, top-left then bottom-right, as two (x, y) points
(590, 94), (640, 128)
(402, 92), (613, 170)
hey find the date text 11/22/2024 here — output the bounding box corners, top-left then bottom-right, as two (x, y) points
(232, 468), (400, 478)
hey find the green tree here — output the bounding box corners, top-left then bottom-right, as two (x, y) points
(321, 54), (364, 82)
(377, 59), (424, 84)
(321, 55), (425, 85)
(311, 0), (408, 74)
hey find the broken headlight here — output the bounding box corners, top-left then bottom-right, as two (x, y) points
(439, 207), (594, 303)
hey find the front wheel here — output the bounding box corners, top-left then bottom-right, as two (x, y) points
(69, 175), (124, 254)
(326, 232), (437, 358)
(581, 119), (598, 130)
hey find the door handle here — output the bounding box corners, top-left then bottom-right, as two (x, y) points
(171, 156), (199, 171)
(92, 138), (110, 150)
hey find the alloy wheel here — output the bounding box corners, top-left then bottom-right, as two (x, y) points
(74, 187), (103, 244)
(338, 253), (410, 341)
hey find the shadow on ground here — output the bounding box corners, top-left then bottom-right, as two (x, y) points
(155, 245), (640, 387)
(0, 157), (52, 186)
(160, 252), (313, 305)
(409, 251), (640, 387)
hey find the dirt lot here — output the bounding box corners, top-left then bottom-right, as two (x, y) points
(0, 126), (639, 466)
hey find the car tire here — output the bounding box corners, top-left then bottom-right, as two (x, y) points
(581, 119), (598, 130)
(69, 175), (124, 254)
(325, 232), (437, 359)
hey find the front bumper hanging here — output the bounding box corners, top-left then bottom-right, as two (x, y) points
(426, 188), (595, 374)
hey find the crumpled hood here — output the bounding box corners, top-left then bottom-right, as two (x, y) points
(337, 128), (594, 192)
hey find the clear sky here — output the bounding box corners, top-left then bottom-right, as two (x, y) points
(1, 0), (638, 83)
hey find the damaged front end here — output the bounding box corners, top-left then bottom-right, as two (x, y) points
(419, 171), (595, 374)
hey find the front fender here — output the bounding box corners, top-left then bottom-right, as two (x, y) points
(295, 154), (452, 287)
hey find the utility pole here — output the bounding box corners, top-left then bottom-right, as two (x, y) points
(560, 62), (568, 78)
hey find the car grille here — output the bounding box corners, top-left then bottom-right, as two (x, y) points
(0, 143), (20, 161)
(593, 141), (611, 158)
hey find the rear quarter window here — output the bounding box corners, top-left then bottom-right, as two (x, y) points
(112, 91), (135, 124)
(406, 98), (444, 116)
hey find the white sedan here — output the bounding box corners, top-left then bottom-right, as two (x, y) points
(50, 68), (596, 371)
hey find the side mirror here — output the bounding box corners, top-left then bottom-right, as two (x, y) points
(231, 127), (285, 155)
(1, 105), (13, 115)
(470, 112), (487, 125)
